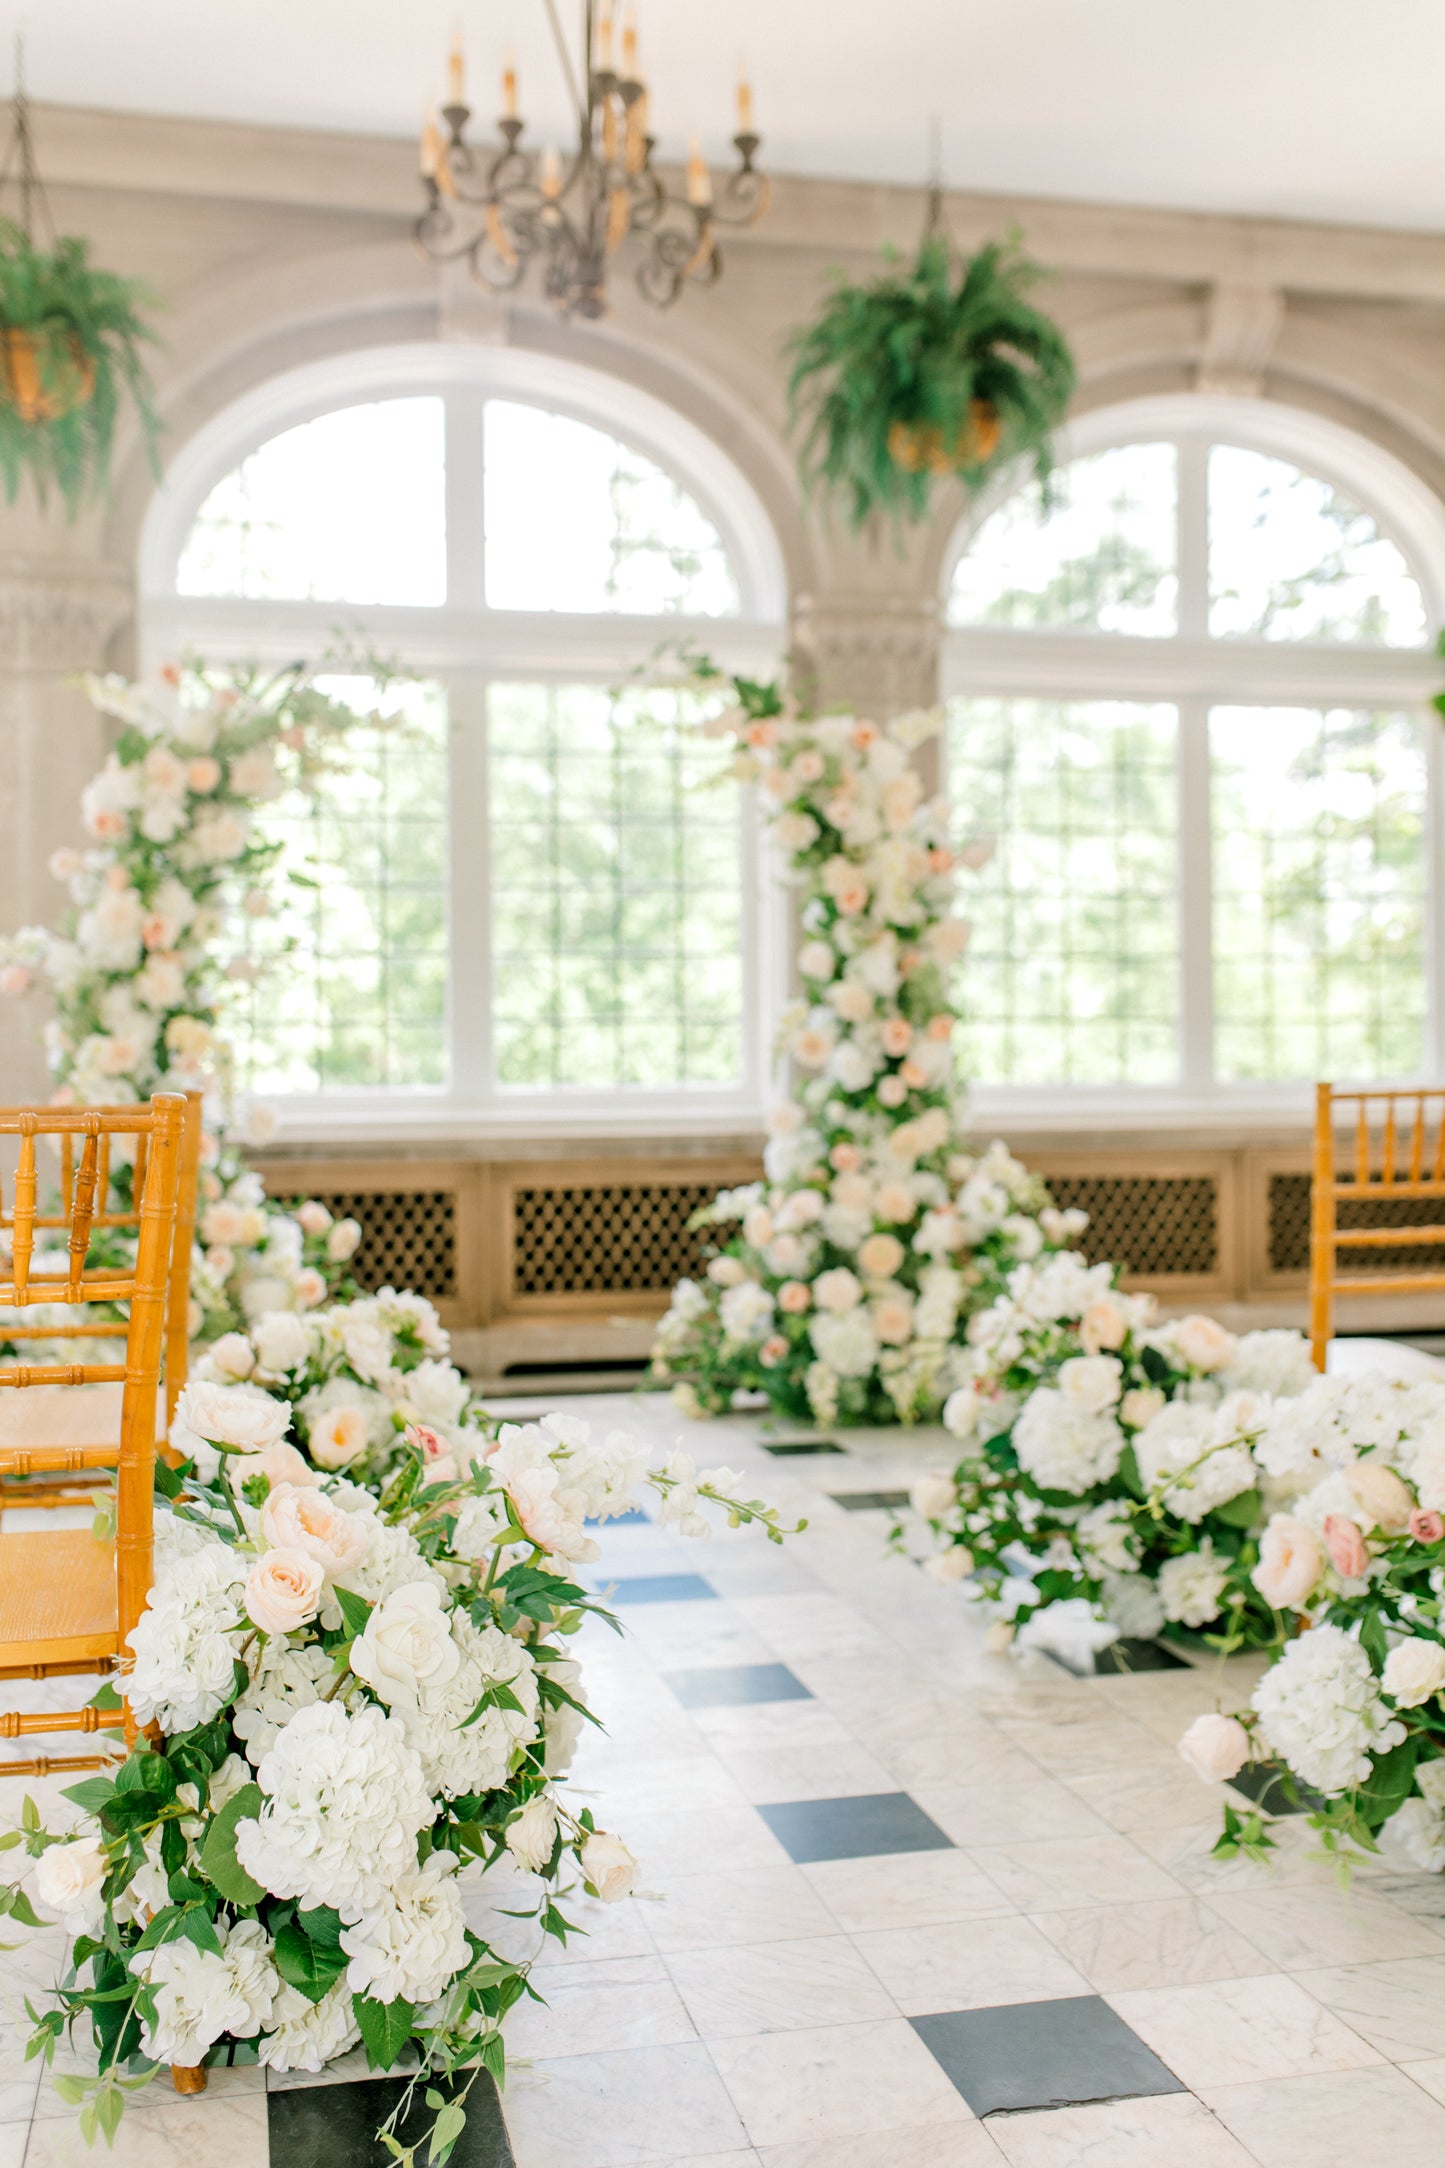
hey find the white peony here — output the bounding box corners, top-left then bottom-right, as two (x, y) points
(175, 1379), (292, 1453)
(1251, 1622), (1407, 1796)
(1015, 1596), (1121, 1667)
(251, 1311), (313, 1377)
(340, 1854), (470, 2006)
(235, 1700), (437, 1919)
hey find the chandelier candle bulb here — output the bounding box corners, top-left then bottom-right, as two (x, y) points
(597, 9), (614, 70)
(447, 33), (466, 108)
(686, 138), (712, 206)
(737, 72), (753, 134)
(502, 58), (517, 119)
(540, 146), (563, 199)
(621, 7), (638, 73)
(420, 108), (442, 178)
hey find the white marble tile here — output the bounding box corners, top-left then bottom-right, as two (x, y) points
(726, 1594), (888, 1661)
(30, 2063), (267, 2119)
(987, 2091), (1259, 2166)
(619, 1807), (792, 1880)
(562, 1752), (750, 1820)
(1132, 1815), (1354, 1895)
(1108, 1972), (1385, 2089)
(504, 1956), (697, 2058)
(504, 2041), (750, 2168)
(969, 1833), (1184, 1912)
(993, 1717), (1182, 1780)
(758, 2124), (1004, 2168)
(617, 1611), (780, 1669)
(687, 1702), (853, 1752)
(719, 1741), (899, 1806)
(1201, 2065), (1445, 2166)
(1066, 1757), (1237, 1834)
(645, 1866), (839, 1953)
(1031, 1897), (1270, 1993)
(665, 1936), (898, 2037)
(870, 1729), (1050, 1790)
(1206, 1883), (1445, 1970)
(801, 1848), (1014, 1935)
(710, 2018), (972, 2150)
(23, 2094), (269, 2168)
(1401, 2056), (1445, 2106)
(1292, 1955), (1445, 2061)
(853, 1913), (1091, 2016)
(911, 1776), (1113, 1848)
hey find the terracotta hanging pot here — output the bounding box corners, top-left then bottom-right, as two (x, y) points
(0, 322), (96, 423)
(887, 399), (1002, 476)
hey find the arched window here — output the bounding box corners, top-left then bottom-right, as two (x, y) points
(142, 348), (787, 1128)
(941, 397), (1445, 1105)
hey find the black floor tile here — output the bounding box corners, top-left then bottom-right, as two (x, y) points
(912, 1996), (1185, 2118)
(267, 2071), (513, 2167)
(1045, 1637), (1191, 1677)
(664, 1661), (812, 1708)
(758, 1791), (953, 1864)
(1226, 1759), (1326, 1815)
(828, 1489), (911, 1512)
(605, 1573), (718, 1604)
(762, 1438), (846, 1456)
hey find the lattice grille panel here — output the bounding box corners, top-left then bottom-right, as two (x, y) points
(1042, 1175), (1219, 1277)
(1268, 1174), (1445, 1277)
(514, 1183), (719, 1296)
(280, 1190), (457, 1300)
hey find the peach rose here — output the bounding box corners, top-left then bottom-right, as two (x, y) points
(830, 1144), (862, 1174)
(880, 1017), (914, 1058)
(1173, 1314), (1238, 1374)
(759, 1334), (789, 1368)
(1343, 1461), (1415, 1534)
(858, 1232), (905, 1278)
(927, 1014), (953, 1041)
(1080, 1297), (1128, 1355)
(245, 1547), (325, 1635)
(260, 1484), (372, 1579)
(229, 1438), (319, 1495)
(1178, 1712), (1251, 1783)
(876, 1181), (916, 1223)
(878, 1077), (908, 1108)
(778, 1281), (811, 1314)
(308, 1405), (370, 1471)
(1251, 1516), (1325, 1611)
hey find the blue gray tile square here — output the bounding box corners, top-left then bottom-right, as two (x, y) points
(664, 1661), (812, 1707)
(912, 1995), (1185, 2117)
(757, 1791), (954, 1863)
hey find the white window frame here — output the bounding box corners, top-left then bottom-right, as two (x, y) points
(140, 344), (790, 1145)
(941, 393), (1445, 1137)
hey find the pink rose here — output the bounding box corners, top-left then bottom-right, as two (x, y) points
(245, 1547), (325, 1635)
(759, 1334), (788, 1367)
(1251, 1516), (1325, 1611)
(1410, 1509), (1445, 1544)
(407, 1422), (458, 1484)
(1322, 1513), (1369, 1579)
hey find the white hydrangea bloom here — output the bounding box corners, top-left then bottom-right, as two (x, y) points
(391, 1611), (541, 1800)
(340, 1854), (470, 2005)
(1100, 1570), (1167, 1639)
(1219, 1329), (1316, 1401)
(134, 1919), (277, 2068)
(126, 1536), (249, 1732)
(235, 1701), (436, 1919)
(1157, 1540), (1230, 1627)
(1251, 1622), (1406, 1796)
(1133, 1402), (1259, 1523)
(1076, 1501), (1138, 1575)
(257, 1977), (361, 2073)
(1013, 1388), (1125, 1493)
(232, 1640), (336, 1766)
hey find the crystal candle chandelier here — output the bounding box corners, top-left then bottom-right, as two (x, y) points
(414, 0), (770, 319)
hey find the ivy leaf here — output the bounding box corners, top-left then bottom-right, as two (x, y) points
(274, 1918), (349, 2005)
(198, 1784), (266, 1907)
(352, 1991), (415, 2070)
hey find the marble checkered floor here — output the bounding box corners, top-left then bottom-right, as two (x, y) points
(10, 1393), (1445, 2167)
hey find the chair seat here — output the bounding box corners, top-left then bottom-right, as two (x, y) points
(0, 1527), (118, 1672)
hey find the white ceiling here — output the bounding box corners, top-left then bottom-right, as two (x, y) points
(8, 0), (1445, 233)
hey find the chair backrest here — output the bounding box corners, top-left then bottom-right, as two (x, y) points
(1310, 1082), (1445, 1368)
(0, 1098), (185, 1645)
(0, 1091), (202, 1421)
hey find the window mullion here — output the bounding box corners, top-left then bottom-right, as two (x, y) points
(1178, 694), (1215, 1091)
(1177, 434), (1210, 642)
(447, 671), (492, 1105)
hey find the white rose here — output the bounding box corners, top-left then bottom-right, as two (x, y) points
(580, 1831), (638, 1903)
(208, 1333), (256, 1383)
(1178, 1712), (1251, 1784)
(505, 1795), (560, 1873)
(245, 1549), (326, 1636)
(35, 1836), (108, 1933)
(327, 1218), (363, 1263)
(910, 1471), (957, 1520)
(1120, 1386), (1167, 1430)
(815, 1267), (863, 1313)
(1173, 1314), (1238, 1374)
(1058, 1354), (1124, 1416)
(1382, 1637), (1445, 1709)
(350, 1580), (461, 1706)
(923, 1548), (973, 1584)
(251, 1311), (312, 1376)
(176, 1380), (291, 1453)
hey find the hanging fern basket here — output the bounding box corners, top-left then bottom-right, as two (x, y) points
(0, 321), (95, 422)
(786, 228), (1076, 532)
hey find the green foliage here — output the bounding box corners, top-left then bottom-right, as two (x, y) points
(198, 1784), (266, 1907)
(786, 233), (1075, 530)
(0, 219), (159, 516)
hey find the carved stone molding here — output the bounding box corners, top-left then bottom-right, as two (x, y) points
(1196, 283), (1286, 397)
(791, 591), (942, 715)
(0, 561), (134, 672)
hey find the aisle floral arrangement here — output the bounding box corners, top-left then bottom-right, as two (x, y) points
(1175, 1368), (1445, 1868)
(0, 663), (384, 1341)
(4, 1378), (796, 2156)
(652, 667), (1082, 1427)
(907, 1248), (1319, 1662)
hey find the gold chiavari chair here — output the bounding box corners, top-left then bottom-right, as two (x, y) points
(0, 1089), (202, 1520)
(1310, 1081), (1445, 1370)
(0, 1096), (185, 1776)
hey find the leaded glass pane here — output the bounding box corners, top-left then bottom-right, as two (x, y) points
(1208, 447), (1427, 644)
(489, 683), (743, 1089)
(483, 402), (738, 616)
(948, 697), (1180, 1085)
(1211, 705), (1427, 1080)
(176, 400), (447, 606)
(948, 443), (1178, 635)
(234, 678), (449, 1091)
